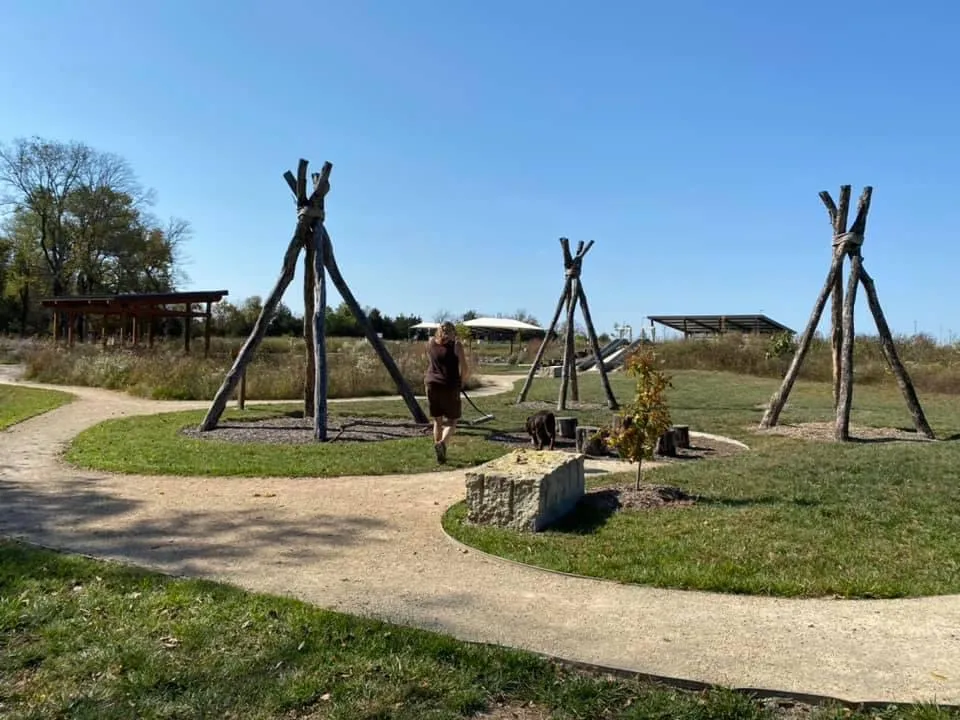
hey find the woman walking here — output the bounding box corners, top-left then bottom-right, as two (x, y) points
(424, 321), (468, 463)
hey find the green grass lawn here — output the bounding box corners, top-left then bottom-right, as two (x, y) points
(0, 385), (74, 430)
(1, 539), (953, 720)
(444, 372), (960, 599)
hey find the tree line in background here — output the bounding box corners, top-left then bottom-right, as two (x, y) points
(0, 135), (566, 343)
(0, 136), (189, 335)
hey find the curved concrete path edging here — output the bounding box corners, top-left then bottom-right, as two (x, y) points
(0, 368), (959, 708)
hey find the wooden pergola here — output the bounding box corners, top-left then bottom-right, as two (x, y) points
(40, 290), (229, 357)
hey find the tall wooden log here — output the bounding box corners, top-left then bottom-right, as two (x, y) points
(821, 185), (851, 410)
(759, 250), (845, 429)
(312, 221), (328, 441)
(859, 266), (935, 439)
(303, 237), (316, 417)
(516, 277), (570, 403)
(558, 278), (579, 410)
(567, 284), (580, 402)
(575, 280), (618, 410)
(319, 226), (428, 424)
(834, 254), (861, 441)
(200, 229), (305, 431)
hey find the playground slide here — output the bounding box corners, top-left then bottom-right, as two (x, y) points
(576, 337), (628, 371)
(588, 338), (645, 372)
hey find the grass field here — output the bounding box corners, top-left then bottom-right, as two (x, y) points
(0, 385), (74, 430)
(1, 539), (954, 720)
(65, 368), (960, 598)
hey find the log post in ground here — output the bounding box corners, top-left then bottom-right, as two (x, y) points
(311, 221), (328, 441)
(576, 280), (618, 410)
(319, 226), (428, 424)
(516, 278), (570, 403)
(859, 266), (935, 439)
(834, 253), (862, 441)
(821, 185), (851, 409)
(567, 283), (580, 402)
(759, 251), (845, 429)
(303, 234), (317, 418)
(200, 159), (331, 432)
(557, 278), (579, 411)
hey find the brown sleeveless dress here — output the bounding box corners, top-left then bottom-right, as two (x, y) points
(424, 339), (462, 419)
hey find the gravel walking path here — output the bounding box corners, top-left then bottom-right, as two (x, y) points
(0, 366), (958, 706)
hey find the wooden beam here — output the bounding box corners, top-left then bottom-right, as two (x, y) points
(835, 254), (861, 441)
(204, 302), (212, 358)
(312, 221), (328, 441)
(575, 280), (618, 409)
(183, 304), (191, 354)
(303, 228), (317, 418)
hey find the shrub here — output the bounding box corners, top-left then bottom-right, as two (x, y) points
(605, 349), (673, 490)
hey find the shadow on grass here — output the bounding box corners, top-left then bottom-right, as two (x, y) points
(541, 489), (822, 536)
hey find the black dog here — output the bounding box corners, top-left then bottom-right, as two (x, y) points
(525, 410), (556, 450)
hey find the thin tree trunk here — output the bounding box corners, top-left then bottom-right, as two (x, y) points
(759, 251), (846, 429)
(312, 222), (327, 441)
(517, 278), (570, 404)
(320, 226), (428, 424)
(576, 281), (618, 410)
(635, 456), (642, 492)
(200, 229), (304, 431)
(303, 237), (316, 417)
(859, 266), (936, 439)
(835, 255), (861, 441)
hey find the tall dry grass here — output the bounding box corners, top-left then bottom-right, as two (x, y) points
(19, 337), (482, 401)
(651, 332), (960, 395)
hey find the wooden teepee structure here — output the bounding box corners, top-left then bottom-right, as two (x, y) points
(759, 185), (935, 441)
(516, 237), (618, 411)
(199, 159), (428, 439)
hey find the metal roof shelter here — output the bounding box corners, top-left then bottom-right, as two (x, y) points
(647, 314), (795, 338)
(41, 289), (230, 356)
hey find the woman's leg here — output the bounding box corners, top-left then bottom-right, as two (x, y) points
(433, 418), (443, 443)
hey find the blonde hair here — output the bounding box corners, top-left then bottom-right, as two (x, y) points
(433, 321), (457, 343)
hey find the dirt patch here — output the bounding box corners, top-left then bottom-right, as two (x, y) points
(753, 421), (934, 444)
(180, 415), (431, 444)
(472, 702), (550, 719)
(582, 483), (697, 513)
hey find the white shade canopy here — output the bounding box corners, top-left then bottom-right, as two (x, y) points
(463, 317), (543, 332)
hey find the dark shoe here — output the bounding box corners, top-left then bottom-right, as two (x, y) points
(434, 442), (447, 464)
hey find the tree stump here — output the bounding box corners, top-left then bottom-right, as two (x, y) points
(556, 416), (578, 440)
(655, 429), (678, 457)
(672, 425), (690, 449)
(576, 425), (606, 455)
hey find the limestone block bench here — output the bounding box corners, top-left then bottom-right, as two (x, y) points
(464, 450), (585, 532)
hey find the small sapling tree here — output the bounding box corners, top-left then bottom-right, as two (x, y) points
(605, 348), (673, 490)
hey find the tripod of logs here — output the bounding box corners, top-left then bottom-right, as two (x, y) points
(759, 185), (935, 441)
(515, 237), (618, 411)
(199, 159), (428, 438)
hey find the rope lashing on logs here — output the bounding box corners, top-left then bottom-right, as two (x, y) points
(832, 231), (864, 253)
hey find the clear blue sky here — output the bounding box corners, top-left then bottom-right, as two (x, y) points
(2, 0), (958, 340)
